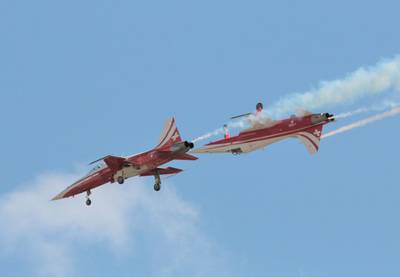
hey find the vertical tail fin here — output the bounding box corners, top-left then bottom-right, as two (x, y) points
(296, 125), (323, 155)
(156, 118), (182, 149)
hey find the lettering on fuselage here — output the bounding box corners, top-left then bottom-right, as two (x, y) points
(288, 119), (297, 128)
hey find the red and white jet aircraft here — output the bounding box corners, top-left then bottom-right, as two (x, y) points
(52, 118), (197, 206)
(193, 103), (334, 155)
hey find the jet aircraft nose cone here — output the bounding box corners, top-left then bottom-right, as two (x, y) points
(51, 192), (65, 201)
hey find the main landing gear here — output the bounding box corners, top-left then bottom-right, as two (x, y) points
(86, 190), (92, 206)
(117, 176), (125, 184)
(154, 172), (161, 192)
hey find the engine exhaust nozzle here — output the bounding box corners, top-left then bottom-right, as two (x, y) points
(184, 141), (194, 149)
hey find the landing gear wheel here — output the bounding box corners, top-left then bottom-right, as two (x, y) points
(85, 190), (92, 206)
(154, 172), (161, 192)
(117, 176), (124, 184)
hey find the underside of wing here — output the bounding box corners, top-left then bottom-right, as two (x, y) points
(173, 153), (198, 160)
(140, 167), (183, 176)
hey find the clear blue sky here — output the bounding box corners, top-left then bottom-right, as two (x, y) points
(1, 1), (399, 276)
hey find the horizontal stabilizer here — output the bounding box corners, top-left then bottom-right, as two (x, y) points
(140, 167), (183, 176)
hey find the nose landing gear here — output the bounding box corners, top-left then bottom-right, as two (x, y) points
(117, 176), (125, 184)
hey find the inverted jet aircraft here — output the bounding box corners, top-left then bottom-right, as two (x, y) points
(52, 118), (197, 206)
(193, 103), (334, 155)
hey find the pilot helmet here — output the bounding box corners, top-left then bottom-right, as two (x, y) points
(256, 102), (263, 112)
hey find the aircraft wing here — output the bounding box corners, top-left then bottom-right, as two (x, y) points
(90, 155), (137, 170)
(140, 167), (183, 176)
(156, 150), (198, 160)
(174, 153), (198, 160)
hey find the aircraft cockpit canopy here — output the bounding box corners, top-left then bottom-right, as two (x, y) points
(88, 162), (106, 175)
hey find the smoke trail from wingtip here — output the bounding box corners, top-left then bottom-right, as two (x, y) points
(264, 56), (400, 118)
(322, 107), (400, 139)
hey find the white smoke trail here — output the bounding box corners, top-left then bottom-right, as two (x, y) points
(333, 107), (370, 119)
(322, 107), (400, 139)
(192, 117), (251, 143)
(334, 100), (400, 119)
(265, 56), (400, 118)
(192, 128), (224, 143)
